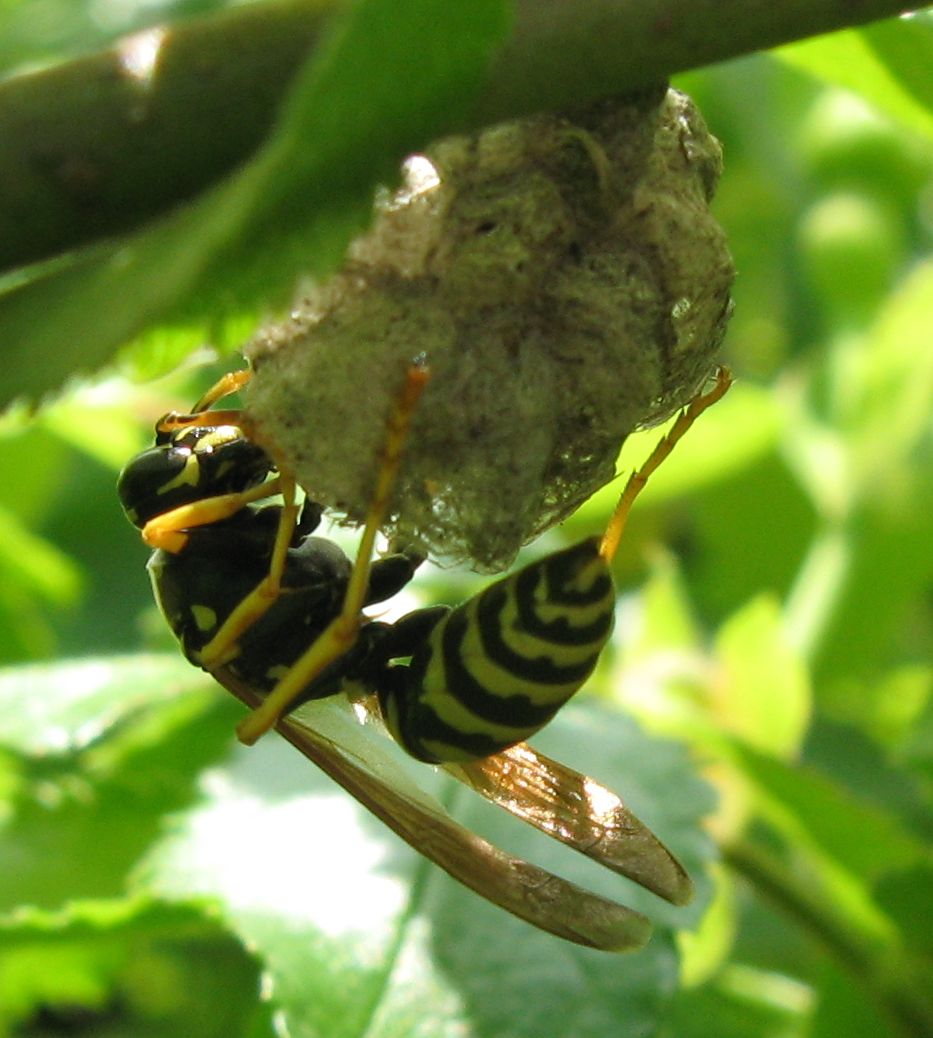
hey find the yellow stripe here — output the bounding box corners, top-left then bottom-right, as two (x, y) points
(532, 554), (613, 626)
(502, 581), (611, 663)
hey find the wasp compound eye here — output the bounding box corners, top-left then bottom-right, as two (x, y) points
(245, 87), (734, 571)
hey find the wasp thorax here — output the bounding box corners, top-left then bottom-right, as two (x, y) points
(245, 87), (734, 571)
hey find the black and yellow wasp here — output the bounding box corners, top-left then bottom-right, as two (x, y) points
(118, 362), (731, 951)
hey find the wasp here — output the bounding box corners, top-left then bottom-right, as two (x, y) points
(118, 362), (731, 950)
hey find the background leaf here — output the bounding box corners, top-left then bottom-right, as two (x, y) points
(1, 656), (716, 1038)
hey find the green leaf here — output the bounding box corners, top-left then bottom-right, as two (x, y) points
(39, 378), (155, 471)
(845, 258), (933, 498)
(715, 595), (811, 758)
(669, 965), (813, 1038)
(862, 13), (933, 123)
(633, 551), (703, 656)
(0, 899), (271, 1038)
(874, 862), (933, 957)
(775, 14), (933, 140)
(0, 505), (82, 605)
(0, 653), (717, 1036)
(809, 960), (899, 1038)
(729, 740), (928, 897)
(144, 706), (713, 1035)
(0, 656), (234, 910)
(677, 865), (738, 987)
(779, 259), (933, 677)
(0, 0), (239, 75)
(0, 654), (209, 755)
(0, 0), (510, 405)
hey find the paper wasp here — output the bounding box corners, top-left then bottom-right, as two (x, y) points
(118, 362), (731, 950)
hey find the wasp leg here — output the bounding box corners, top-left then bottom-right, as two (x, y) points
(142, 476), (283, 553)
(156, 368), (252, 436)
(190, 368), (252, 413)
(197, 471), (300, 668)
(236, 362), (430, 745)
(599, 367), (733, 564)
(364, 535), (425, 604)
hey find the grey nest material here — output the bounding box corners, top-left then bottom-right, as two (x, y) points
(245, 86), (734, 571)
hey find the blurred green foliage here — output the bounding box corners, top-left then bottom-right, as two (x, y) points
(0, 2), (931, 1037)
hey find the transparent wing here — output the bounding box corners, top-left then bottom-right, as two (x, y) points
(215, 669), (652, 952)
(345, 690), (693, 906)
(445, 742), (694, 906)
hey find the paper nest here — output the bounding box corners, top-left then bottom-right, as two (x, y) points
(245, 86), (734, 571)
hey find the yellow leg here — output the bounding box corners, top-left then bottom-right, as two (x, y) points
(191, 368), (252, 413)
(142, 476), (283, 552)
(599, 367), (733, 564)
(198, 472), (299, 668)
(236, 362), (430, 746)
(156, 367), (252, 435)
(141, 368), (267, 552)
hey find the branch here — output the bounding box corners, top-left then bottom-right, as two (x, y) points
(0, 0), (920, 272)
(475, 0), (923, 121)
(0, 0), (332, 271)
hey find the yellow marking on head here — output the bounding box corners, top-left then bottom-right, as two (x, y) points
(158, 450), (201, 495)
(157, 426), (243, 497)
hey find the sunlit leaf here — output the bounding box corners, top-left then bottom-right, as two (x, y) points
(775, 14), (933, 140)
(0, 506), (82, 606)
(0, 655), (234, 910)
(677, 864), (738, 987)
(730, 740), (928, 884)
(136, 699), (715, 1036)
(0, 654), (206, 755)
(715, 594), (811, 758)
(847, 258), (933, 498)
(631, 551), (702, 656)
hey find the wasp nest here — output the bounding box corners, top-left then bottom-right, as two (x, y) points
(245, 86), (734, 571)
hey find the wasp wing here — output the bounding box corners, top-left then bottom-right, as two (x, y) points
(340, 689), (692, 906)
(444, 742), (694, 906)
(215, 668), (652, 952)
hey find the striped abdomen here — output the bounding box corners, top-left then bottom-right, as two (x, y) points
(383, 537), (615, 763)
